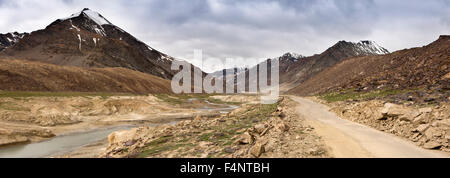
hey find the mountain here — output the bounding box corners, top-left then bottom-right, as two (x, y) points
(0, 32), (27, 51)
(0, 8), (181, 80)
(278, 40), (389, 91)
(288, 35), (450, 96)
(231, 41), (389, 93)
(0, 58), (171, 93)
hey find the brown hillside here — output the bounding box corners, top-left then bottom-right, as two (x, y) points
(289, 35), (450, 96)
(0, 59), (171, 94)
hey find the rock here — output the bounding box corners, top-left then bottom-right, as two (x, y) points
(306, 148), (321, 155)
(399, 111), (420, 122)
(224, 147), (236, 154)
(435, 119), (450, 127)
(249, 143), (265, 158)
(199, 141), (213, 147)
(423, 141), (442, 149)
(254, 124), (266, 134)
(276, 107), (283, 112)
(381, 103), (408, 118)
(413, 114), (427, 124)
(419, 107), (432, 113)
(445, 133), (450, 143)
(260, 125), (272, 136)
(107, 128), (139, 147)
(237, 132), (254, 145)
(424, 127), (441, 139)
(415, 124), (429, 133)
(124, 140), (136, 146)
(276, 123), (290, 132)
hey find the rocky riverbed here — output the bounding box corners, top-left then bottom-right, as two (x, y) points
(101, 97), (329, 158)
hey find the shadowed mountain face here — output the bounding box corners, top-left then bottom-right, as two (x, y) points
(0, 8), (177, 80)
(288, 35), (450, 96)
(0, 32), (27, 51)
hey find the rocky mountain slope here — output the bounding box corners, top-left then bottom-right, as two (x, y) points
(279, 40), (389, 91)
(0, 8), (181, 80)
(289, 35), (450, 96)
(0, 59), (171, 93)
(228, 41), (388, 93)
(0, 32), (27, 51)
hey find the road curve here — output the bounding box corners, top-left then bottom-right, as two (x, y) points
(290, 96), (448, 158)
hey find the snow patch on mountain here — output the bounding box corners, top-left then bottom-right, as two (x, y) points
(274, 52), (305, 62)
(61, 8), (111, 26)
(355, 40), (389, 55)
(77, 34), (82, 51)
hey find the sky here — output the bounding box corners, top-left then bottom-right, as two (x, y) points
(0, 0), (449, 72)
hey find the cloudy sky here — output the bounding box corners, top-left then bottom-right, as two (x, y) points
(0, 0), (448, 72)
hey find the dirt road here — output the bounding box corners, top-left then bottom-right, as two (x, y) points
(290, 96), (448, 158)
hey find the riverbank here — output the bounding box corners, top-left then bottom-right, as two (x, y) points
(0, 93), (245, 157)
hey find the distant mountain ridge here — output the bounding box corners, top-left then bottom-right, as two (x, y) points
(225, 40), (390, 93)
(288, 35), (450, 96)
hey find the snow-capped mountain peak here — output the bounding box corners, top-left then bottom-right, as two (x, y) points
(356, 40), (389, 55)
(274, 52), (305, 62)
(0, 32), (27, 51)
(61, 8), (112, 26)
(332, 40), (389, 56)
(281, 52), (305, 59)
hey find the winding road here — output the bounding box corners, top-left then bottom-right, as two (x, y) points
(290, 96), (449, 158)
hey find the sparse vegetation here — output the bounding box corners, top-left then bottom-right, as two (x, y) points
(0, 91), (138, 98)
(134, 102), (279, 158)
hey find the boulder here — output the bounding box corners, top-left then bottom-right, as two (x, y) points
(423, 141), (442, 149)
(424, 127), (442, 139)
(419, 107), (432, 114)
(415, 124), (430, 133)
(237, 132), (254, 145)
(435, 119), (450, 127)
(381, 103), (408, 117)
(254, 124), (266, 134)
(413, 114), (427, 124)
(107, 128), (139, 147)
(249, 142), (265, 158)
(399, 111), (420, 122)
